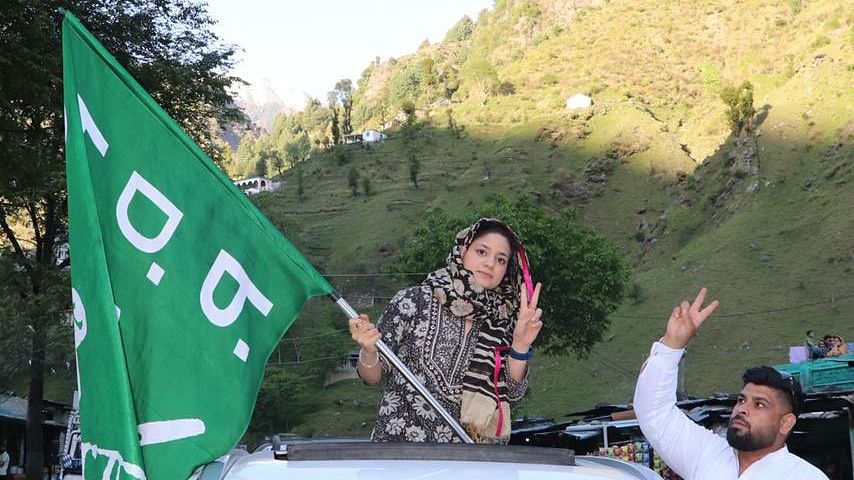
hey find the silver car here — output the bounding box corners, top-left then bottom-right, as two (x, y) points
(191, 441), (661, 480)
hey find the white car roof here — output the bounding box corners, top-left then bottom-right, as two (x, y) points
(213, 442), (660, 480)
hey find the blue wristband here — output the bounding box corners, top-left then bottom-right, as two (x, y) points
(509, 346), (534, 361)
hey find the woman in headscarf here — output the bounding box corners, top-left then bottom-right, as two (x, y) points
(348, 218), (543, 443)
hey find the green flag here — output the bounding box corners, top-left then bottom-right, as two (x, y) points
(62, 12), (333, 480)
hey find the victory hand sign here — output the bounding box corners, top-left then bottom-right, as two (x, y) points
(512, 282), (543, 351)
(661, 287), (719, 350)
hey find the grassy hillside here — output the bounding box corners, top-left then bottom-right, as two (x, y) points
(242, 0), (853, 436)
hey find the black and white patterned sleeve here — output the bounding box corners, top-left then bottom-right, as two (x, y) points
(376, 286), (423, 373)
(505, 367), (529, 403)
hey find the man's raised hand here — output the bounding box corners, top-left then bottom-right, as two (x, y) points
(661, 288), (719, 350)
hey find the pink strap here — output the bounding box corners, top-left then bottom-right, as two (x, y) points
(492, 345), (511, 437)
(516, 243), (534, 300)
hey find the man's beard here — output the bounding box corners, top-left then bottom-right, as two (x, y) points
(726, 416), (777, 451)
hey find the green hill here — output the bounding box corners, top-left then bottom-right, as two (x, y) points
(238, 0), (853, 437)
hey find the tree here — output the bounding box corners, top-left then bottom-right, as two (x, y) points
(296, 164), (305, 201)
(389, 197), (631, 356)
(301, 97), (331, 148)
(720, 81), (756, 136)
(332, 145), (351, 165)
(401, 100), (417, 130)
(327, 91), (340, 146)
(408, 151), (421, 189)
(389, 64), (422, 106)
(443, 69), (460, 100)
(247, 367), (308, 439)
(446, 108), (464, 140)
(462, 56), (499, 106)
(253, 136), (274, 177)
(347, 167), (360, 196)
(254, 155), (269, 177)
(0, 3), (243, 478)
(235, 133), (257, 177)
(270, 151), (285, 178)
(285, 133), (311, 170)
(419, 57), (438, 88)
(444, 15), (475, 42)
(334, 79), (354, 135)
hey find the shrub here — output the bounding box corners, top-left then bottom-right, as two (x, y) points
(789, 0), (802, 15)
(811, 35), (831, 49)
(701, 63), (722, 95)
(497, 81), (516, 96)
(445, 15), (474, 43)
(720, 81), (755, 135)
(347, 166), (360, 196)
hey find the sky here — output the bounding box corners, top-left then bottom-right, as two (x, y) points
(206, 0), (493, 110)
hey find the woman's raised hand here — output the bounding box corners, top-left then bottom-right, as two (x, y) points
(349, 314), (381, 353)
(512, 282), (543, 351)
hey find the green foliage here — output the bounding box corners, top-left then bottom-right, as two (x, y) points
(700, 63), (722, 95)
(419, 57), (438, 87)
(445, 15), (475, 43)
(443, 70), (460, 100)
(284, 133), (311, 169)
(254, 155), (269, 177)
(347, 166), (360, 195)
(389, 197), (631, 355)
(334, 79), (354, 135)
(811, 35), (831, 49)
(0, 254), (71, 395)
(362, 176), (372, 196)
(446, 108), (465, 138)
(296, 164), (305, 201)
(333, 145), (351, 165)
(515, 0), (542, 20)
(248, 367), (308, 437)
(407, 151), (421, 189)
(497, 81), (516, 96)
(301, 98), (331, 148)
(789, 0), (802, 15)
(235, 134), (257, 177)
(461, 55), (499, 105)
(330, 107), (341, 146)
(628, 282), (647, 305)
(269, 152), (285, 177)
(401, 100), (417, 126)
(720, 81), (756, 135)
(388, 63), (423, 106)
(783, 54), (797, 79)
(667, 205), (707, 247)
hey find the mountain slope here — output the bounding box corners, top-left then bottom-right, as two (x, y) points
(248, 0), (852, 432)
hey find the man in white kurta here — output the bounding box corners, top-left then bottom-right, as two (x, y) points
(633, 288), (828, 480)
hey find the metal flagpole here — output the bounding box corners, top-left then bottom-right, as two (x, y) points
(329, 290), (475, 444)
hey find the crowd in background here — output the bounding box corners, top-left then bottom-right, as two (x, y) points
(805, 330), (849, 359)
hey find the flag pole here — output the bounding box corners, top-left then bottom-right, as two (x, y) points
(329, 290), (475, 444)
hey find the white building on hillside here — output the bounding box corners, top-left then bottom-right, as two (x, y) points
(362, 130), (388, 144)
(233, 177), (281, 195)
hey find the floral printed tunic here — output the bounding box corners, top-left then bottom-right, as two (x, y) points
(369, 286), (528, 442)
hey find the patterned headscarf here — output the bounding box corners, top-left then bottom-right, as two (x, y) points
(423, 218), (531, 442)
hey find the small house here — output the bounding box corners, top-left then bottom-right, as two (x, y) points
(362, 130), (387, 144)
